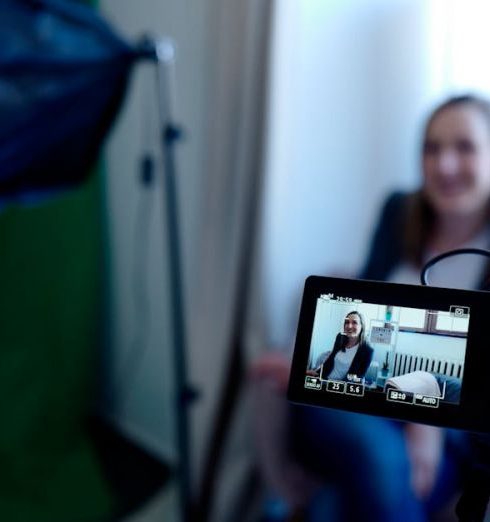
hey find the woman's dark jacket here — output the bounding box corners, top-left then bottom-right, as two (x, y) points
(358, 192), (406, 281)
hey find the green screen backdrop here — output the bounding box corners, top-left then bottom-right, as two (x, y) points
(0, 172), (114, 521)
(0, 1), (116, 520)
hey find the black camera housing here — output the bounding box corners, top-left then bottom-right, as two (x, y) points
(288, 276), (490, 432)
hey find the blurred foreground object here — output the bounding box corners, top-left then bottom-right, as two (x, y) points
(0, 0), (142, 202)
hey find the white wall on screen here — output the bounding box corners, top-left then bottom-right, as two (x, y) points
(308, 299), (467, 369)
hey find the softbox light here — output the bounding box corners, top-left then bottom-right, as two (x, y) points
(0, 0), (145, 201)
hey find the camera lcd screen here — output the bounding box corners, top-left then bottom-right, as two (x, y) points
(288, 277), (490, 432)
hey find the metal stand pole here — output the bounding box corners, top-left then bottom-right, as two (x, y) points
(154, 38), (193, 522)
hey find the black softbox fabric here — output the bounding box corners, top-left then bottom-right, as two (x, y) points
(0, 0), (141, 202)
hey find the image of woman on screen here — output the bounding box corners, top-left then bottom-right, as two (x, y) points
(309, 311), (374, 381)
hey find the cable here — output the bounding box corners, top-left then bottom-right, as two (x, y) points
(115, 152), (155, 407)
(420, 248), (490, 287)
(115, 67), (157, 407)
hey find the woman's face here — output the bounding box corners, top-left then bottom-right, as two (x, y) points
(422, 104), (490, 218)
(343, 314), (362, 339)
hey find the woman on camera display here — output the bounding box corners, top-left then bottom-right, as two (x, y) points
(309, 311), (374, 381)
(251, 94), (490, 521)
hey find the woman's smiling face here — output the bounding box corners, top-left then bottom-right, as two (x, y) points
(422, 103), (490, 218)
(343, 313), (361, 339)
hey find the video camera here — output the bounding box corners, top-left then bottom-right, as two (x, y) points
(288, 275), (490, 433)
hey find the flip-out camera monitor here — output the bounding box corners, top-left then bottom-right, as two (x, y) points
(288, 276), (490, 432)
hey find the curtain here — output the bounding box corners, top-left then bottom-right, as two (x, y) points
(189, 0), (273, 520)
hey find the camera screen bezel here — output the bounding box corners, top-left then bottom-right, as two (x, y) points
(287, 276), (490, 432)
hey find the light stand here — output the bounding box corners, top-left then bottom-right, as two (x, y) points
(139, 37), (194, 522)
(156, 39), (194, 522)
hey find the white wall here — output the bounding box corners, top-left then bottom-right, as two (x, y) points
(395, 331), (465, 362)
(260, 0), (490, 349)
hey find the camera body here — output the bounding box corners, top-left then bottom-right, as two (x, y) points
(288, 276), (490, 432)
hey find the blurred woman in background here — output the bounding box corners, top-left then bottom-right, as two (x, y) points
(251, 94), (490, 521)
(363, 94), (490, 289)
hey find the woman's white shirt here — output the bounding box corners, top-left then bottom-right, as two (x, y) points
(388, 227), (490, 289)
(328, 343), (359, 380)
